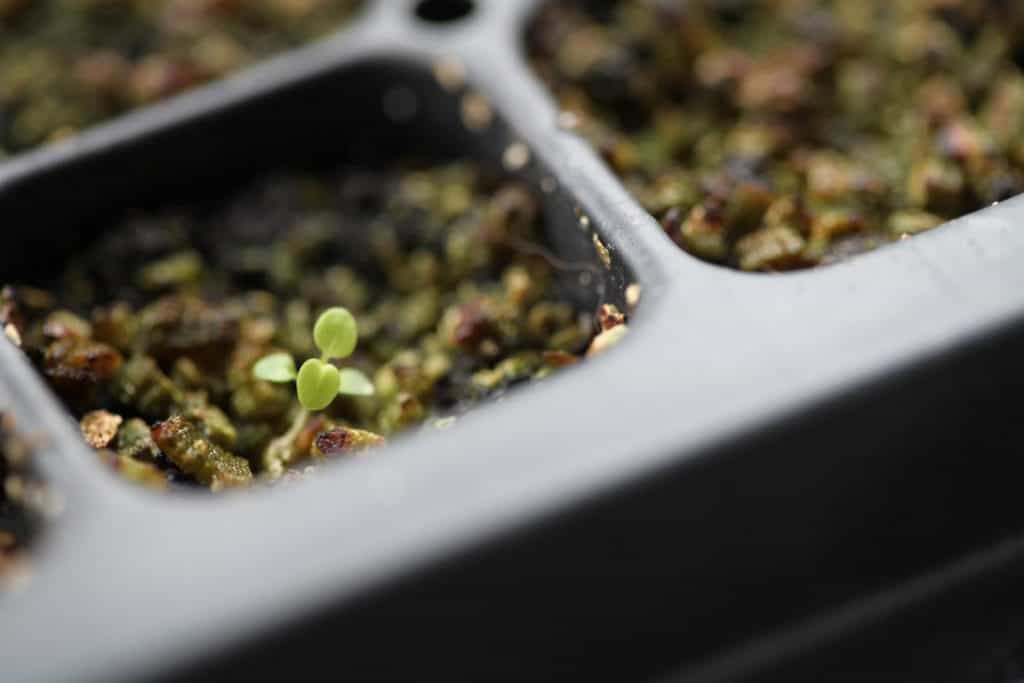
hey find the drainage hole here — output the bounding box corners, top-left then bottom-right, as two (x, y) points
(414, 0), (474, 23)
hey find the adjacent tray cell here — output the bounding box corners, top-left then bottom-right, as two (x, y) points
(0, 0), (364, 156)
(0, 60), (630, 493)
(528, 0), (1024, 270)
(0, 411), (51, 591)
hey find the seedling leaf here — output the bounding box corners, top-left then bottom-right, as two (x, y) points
(252, 353), (297, 383)
(313, 307), (358, 359)
(338, 368), (375, 396)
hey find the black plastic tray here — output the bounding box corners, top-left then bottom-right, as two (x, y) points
(2, 2), (1024, 681)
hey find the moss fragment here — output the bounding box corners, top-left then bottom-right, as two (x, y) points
(116, 418), (162, 463)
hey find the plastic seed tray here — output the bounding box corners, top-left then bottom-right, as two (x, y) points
(2, 2), (1024, 681)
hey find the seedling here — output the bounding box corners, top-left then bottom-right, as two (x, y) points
(253, 307), (375, 411)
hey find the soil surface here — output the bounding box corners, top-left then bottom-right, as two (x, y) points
(0, 0), (363, 155)
(529, 0), (1024, 270)
(2, 161), (624, 491)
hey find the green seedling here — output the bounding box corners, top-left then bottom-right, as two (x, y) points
(253, 307), (374, 411)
